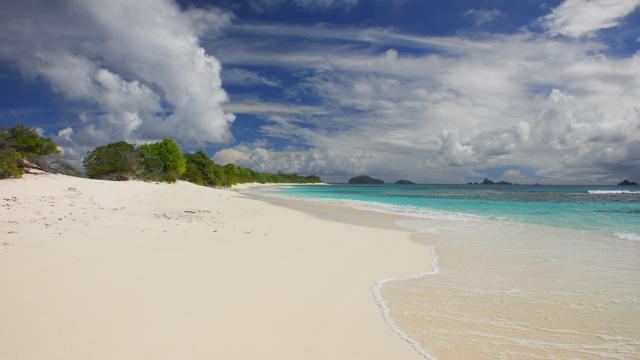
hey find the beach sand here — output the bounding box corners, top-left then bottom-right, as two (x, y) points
(0, 174), (430, 360)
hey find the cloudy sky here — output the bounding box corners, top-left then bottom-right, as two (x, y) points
(1, 0), (639, 183)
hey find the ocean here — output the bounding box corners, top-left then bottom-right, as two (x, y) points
(258, 184), (640, 359)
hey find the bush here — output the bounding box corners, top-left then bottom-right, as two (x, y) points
(0, 124), (60, 179)
(137, 138), (186, 182)
(0, 141), (23, 178)
(8, 124), (58, 158)
(180, 150), (226, 186)
(83, 141), (137, 180)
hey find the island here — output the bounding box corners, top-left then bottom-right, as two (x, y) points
(348, 175), (384, 184)
(618, 179), (638, 186)
(480, 178), (512, 185)
(394, 179), (415, 185)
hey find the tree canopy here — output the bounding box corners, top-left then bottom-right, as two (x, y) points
(0, 124), (59, 179)
(84, 141), (137, 180)
(83, 139), (321, 185)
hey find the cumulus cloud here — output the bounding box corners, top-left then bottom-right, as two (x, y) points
(209, 16), (640, 183)
(543, 0), (640, 37)
(0, 0), (234, 160)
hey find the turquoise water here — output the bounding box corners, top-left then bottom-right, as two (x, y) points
(266, 184), (640, 237)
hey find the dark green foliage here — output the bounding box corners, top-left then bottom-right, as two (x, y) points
(82, 138), (321, 186)
(0, 128), (23, 178)
(395, 179), (415, 185)
(0, 124), (59, 179)
(137, 138), (186, 182)
(179, 150), (321, 187)
(83, 141), (137, 180)
(348, 175), (384, 184)
(7, 124), (58, 158)
(181, 150), (226, 186)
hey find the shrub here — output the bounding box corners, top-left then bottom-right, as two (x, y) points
(83, 141), (137, 180)
(180, 150), (225, 186)
(137, 138), (186, 182)
(0, 124), (60, 179)
(0, 141), (23, 178)
(8, 124), (58, 158)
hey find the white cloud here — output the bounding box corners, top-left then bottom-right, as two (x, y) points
(222, 68), (281, 87)
(464, 9), (504, 25)
(213, 148), (251, 164)
(228, 23), (489, 52)
(249, 0), (358, 12)
(0, 0), (235, 160)
(207, 22), (640, 183)
(503, 169), (522, 178)
(543, 0), (640, 37)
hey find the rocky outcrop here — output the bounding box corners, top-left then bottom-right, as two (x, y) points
(618, 180), (638, 186)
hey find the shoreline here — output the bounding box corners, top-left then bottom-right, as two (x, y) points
(247, 185), (640, 359)
(0, 174), (431, 360)
(246, 191), (440, 359)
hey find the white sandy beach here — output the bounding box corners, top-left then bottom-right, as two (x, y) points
(0, 174), (430, 360)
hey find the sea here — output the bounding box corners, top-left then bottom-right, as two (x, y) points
(258, 184), (640, 359)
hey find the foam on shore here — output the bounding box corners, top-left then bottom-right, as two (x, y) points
(257, 185), (640, 359)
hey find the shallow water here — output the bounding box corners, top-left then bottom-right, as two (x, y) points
(386, 218), (640, 359)
(261, 184), (640, 359)
(271, 184), (640, 237)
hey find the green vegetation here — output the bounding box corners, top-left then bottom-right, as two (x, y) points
(83, 141), (137, 180)
(84, 138), (186, 182)
(0, 139), (23, 178)
(181, 150), (225, 186)
(1, 124), (321, 185)
(180, 150), (320, 186)
(137, 138), (186, 182)
(0, 124), (59, 179)
(84, 139), (321, 186)
(348, 175), (384, 184)
(7, 125), (58, 158)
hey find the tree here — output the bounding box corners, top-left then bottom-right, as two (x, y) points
(0, 127), (22, 178)
(180, 150), (226, 186)
(83, 141), (137, 180)
(8, 124), (58, 158)
(137, 138), (186, 182)
(0, 124), (60, 179)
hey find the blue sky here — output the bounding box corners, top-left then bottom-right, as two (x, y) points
(1, 0), (639, 183)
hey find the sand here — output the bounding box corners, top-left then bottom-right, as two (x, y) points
(0, 174), (430, 360)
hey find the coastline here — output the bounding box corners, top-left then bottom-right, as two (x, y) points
(250, 186), (640, 359)
(0, 175), (430, 360)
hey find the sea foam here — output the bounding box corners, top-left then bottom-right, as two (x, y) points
(587, 190), (640, 194)
(614, 232), (640, 241)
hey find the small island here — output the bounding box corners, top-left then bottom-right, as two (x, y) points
(480, 178), (512, 185)
(348, 175), (384, 184)
(618, 179), (638, 186)
(394, 179), (415, 185)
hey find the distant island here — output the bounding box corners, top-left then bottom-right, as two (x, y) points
(394, 179), (415, 185)
(348, 175), (384, 184)
(618, 179), (638, 186)
(480, 178), (513, 185)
